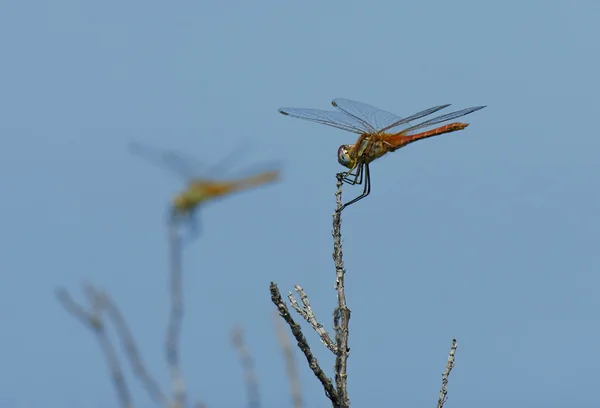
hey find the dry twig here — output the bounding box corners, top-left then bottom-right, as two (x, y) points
(270, 282), (339, 406)
(57, 225), (193, 408)
(166, 222), (186, 408)
(56, 287), (134, 408)
(270, 174), (353, 408)
(332, 174), (351, 407)
(288, 285), (337, 353)
(437, 339), (458, 408)
(231, 326), (261, 408)
(274, 311), (304, 408)
(98, 288), (168, 407)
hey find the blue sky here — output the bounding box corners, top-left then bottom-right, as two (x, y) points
(1, 0), (599, 407)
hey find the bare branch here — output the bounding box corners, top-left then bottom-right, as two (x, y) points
(166, 222), (186, 408)
(56, 288), (134, 408)
(231, 326), (261, 408)
(288, 285), (337, 353)
(273, 311), (304, 408)
(94, 287), (168, 407)
(269, 282), (339, 406)
(332, 174), (351, 408)
(437, 339), (458, 408)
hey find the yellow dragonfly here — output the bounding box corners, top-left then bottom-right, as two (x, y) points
(129, 142), (280, 237)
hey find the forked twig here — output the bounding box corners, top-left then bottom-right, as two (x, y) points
(99, 289), (168, 407)
(270, 174), (352, 408)
(273, 311), (304, 408)
(58, 284), (172, 407)
(288, 285), (337, 353)
(332, 174), (351, 407)
(269, 282), (339, 406)
(437, 339), (458, 408)
(231, 326), (261, 408)
(56, 287), (134, 408)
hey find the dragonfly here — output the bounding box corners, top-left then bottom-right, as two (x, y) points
(279, 99), (486, 209)
(129, 142), (280, 239)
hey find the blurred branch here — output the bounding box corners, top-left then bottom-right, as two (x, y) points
(231, 326), (261, 408)
(56, 286), (134, 408)
(58, 283), (170, 407)
(99, 288), (168, 407)
(332, 174), (351, 408)
(166, 222), (186, 408)
(288, 285), (337, 353)
(270, 282), (339, 406)
(273, 311), (304, 408)
(437, 339), (458, 408)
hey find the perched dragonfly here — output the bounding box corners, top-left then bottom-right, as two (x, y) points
(279, 99), (486, 209)
(129, 142), (280, 238)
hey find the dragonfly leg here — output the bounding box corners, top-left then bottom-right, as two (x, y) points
(182, 212), (200, 245)
(341, 168), (356, 184)
(341, 163), (371, 210)
(168, 209), (200, 246)
(353, 165), (364, 185)
(341, 163), (363, 186)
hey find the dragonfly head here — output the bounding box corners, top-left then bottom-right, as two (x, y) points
(337, 144), (356, 169)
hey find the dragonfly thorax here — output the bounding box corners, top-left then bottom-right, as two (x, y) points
(173, 194), (194, 214)
(337, 145), (355, 169)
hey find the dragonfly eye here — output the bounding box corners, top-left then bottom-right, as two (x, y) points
(337, 145), (353, 168)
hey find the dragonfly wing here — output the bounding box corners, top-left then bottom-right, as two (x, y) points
(278, 107), (369, 134)
(203, 139), (255, 179)
(129, 142), (203, 180)
(379, 104), (451, 133)
(331, 98), (405, 133)
(403, 106), (487, 134)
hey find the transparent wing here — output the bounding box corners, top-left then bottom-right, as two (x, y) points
(403, 106), (487, 134)
(278, 107), (370, 134)
(130, 141), (264, 181)
(129, 142), (202, 180)
(225, 159), (283, 181)
(204, 139), (255, 178)
(331, 98), (405, 133)
(280, 99), (486, 136)
(379, 104), (451, 133)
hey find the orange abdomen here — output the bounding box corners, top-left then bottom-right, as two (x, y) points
(385, 122), (470, 149)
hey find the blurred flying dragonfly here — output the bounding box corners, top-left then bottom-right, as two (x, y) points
(279, 98), (486, 209)
(129, 142), (280, 239)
